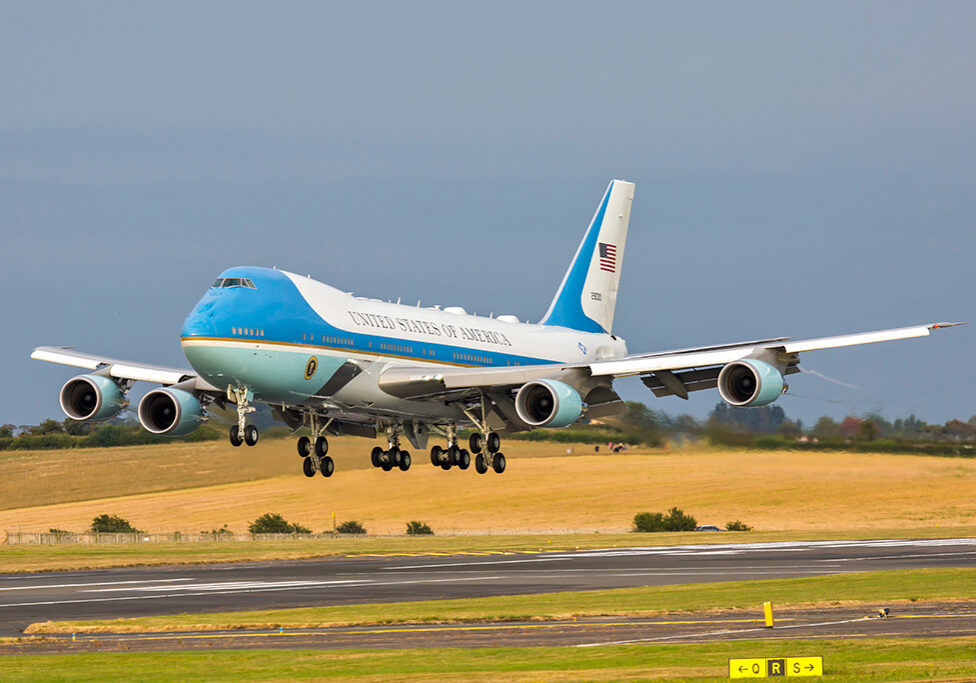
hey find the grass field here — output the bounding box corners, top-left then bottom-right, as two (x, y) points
(4, 639), (976, 682)
(25, 567), (976, 633)
(2, 438), (976, 538)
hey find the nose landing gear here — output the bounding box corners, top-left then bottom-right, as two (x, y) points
(228, 387), (259, 448)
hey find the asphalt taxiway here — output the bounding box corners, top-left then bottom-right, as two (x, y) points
(2, 537), (975, 646)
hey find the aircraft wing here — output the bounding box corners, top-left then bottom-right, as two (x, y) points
(30, 346), (219, 391)
(379, 322), (963, 401)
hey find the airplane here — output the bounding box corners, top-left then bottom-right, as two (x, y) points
(32, 180), (962, 478)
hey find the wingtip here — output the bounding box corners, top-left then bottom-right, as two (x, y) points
(929, 322), (968, 329)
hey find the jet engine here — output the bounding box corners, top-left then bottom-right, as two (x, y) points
(59, 374), (126, 422)
(717, 359), (785, 407)
(514, 379), (583, 428)
(138, 388), (205, 436)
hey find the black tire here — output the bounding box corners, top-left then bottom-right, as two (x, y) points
(447, 445), (459, 466)
(468, 433), (483, 454)
(440, 461), (451, 471)
(430, 445), (442, 466)
(371, 446), (384, 468)
(486, 432), (501, 454)
(244, 424), (259, 447)
(398, 450), (411, 471)
(297, 436), (312, 457)
(302, 457), (316, 477)
(492, 452), (506, 474)
(320, 456), (334, 477)
(475, 453), (488, 474)
(390, 447), (401, 467)
(381, 459), (393, 472)
(457, 448), (470, 470)
(314, 435), (329, 457)
(229, 425), (243, 447)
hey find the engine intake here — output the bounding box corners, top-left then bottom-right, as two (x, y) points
(138, 388), (204, 436)
(717, 359), (785, 407)
(514, 379), (583, 428)
(59, 374), (125, 422)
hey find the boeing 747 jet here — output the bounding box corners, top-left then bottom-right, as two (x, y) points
(32, 180), (961, 478)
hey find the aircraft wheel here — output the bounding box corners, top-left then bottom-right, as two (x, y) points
(314, 435), (329, 457)
(229, 425), (243, 447)
(389, 447), (401, 467)
(371, 446), (384, 468)
(486, 432), (501, 454)
(298, 436), (312, 457)
(457, 448), (470, 470)
(244, 425), (259, 447)
(492, 452), (506, 474)
(302, 457), (316, 477)
(468, 433), (483, 454)
(320, 456), (334, 477)
(381, 457), (393, 472)
(440, 461), (451, 471)
(430, 445), (442, 466)
(398, 450), (411, 471)
(475, 453), (488, 474)
(447, 445), (459, 466)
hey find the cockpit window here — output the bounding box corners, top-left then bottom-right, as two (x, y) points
(211, 278), (257, 289)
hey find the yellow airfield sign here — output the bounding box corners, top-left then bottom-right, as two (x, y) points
(729, 656), (823, 678)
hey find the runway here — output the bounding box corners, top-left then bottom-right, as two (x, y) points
(2, 537), (975, 644)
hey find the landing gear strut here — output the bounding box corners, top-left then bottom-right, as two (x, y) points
(371, 423), (411, 473)
(228, 387), (258, 447)
(447, 394), (506, 475)
(298, 413), (334, 478)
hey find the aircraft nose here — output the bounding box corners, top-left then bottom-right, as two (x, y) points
(181, 300), (219, 338)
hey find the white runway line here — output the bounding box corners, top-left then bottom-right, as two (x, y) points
(576, 616), (876, 647)
(0, 575), (504, 610)
(0, 579), (194, 592)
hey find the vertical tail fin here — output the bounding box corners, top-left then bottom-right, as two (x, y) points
(540, 179), (634, 334)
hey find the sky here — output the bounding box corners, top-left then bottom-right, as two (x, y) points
(1, 1), (973, 428)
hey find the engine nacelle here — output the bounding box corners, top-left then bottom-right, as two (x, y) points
(717, 359), (785, 407)
(59, 374), (126, 422)
(138, 388), (205, 436)
(514, 379), (583, 428)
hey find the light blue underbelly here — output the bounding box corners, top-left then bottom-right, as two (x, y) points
(182, 343), (346, 403)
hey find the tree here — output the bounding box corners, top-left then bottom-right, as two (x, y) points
(90, 514), (143, 534)
(0, 424), (14, 439)
(31, 419), (64, 435)
(248, 513), (311, 534)
(857, 420), (879, 441)
(336, 520), (366, 534)
(62, 418), (91, 436)
(406, 521), (433, 535)
(708, 403), (787, 434)
(811, 416), (840, 439)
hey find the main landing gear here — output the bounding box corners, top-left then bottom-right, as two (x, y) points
(429, 422), (505, 475)
(370, 424), (411, 473)
(228, 387), (260, 448)
(298, 414), (334, 478)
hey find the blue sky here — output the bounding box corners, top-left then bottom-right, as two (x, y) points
(2, 2), (972, 427)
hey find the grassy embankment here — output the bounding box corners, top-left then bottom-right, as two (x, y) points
(26, 567), (976, 633)
(3, 437), (976, 536)
(3, 437), (976, 572)
(4, 639), (976, 682)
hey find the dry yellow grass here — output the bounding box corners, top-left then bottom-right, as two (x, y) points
(1, 439), (975, 535)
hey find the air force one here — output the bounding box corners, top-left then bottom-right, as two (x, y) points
(32, 180), (961, 478)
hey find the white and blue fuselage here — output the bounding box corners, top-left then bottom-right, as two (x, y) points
(180, 266), (627, 423)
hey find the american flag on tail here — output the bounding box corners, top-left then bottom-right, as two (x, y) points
(599, 242), (617, 273)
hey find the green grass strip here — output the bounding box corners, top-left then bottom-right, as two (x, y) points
(28, 567), (976, 633)
(3, 638), (976, 682)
